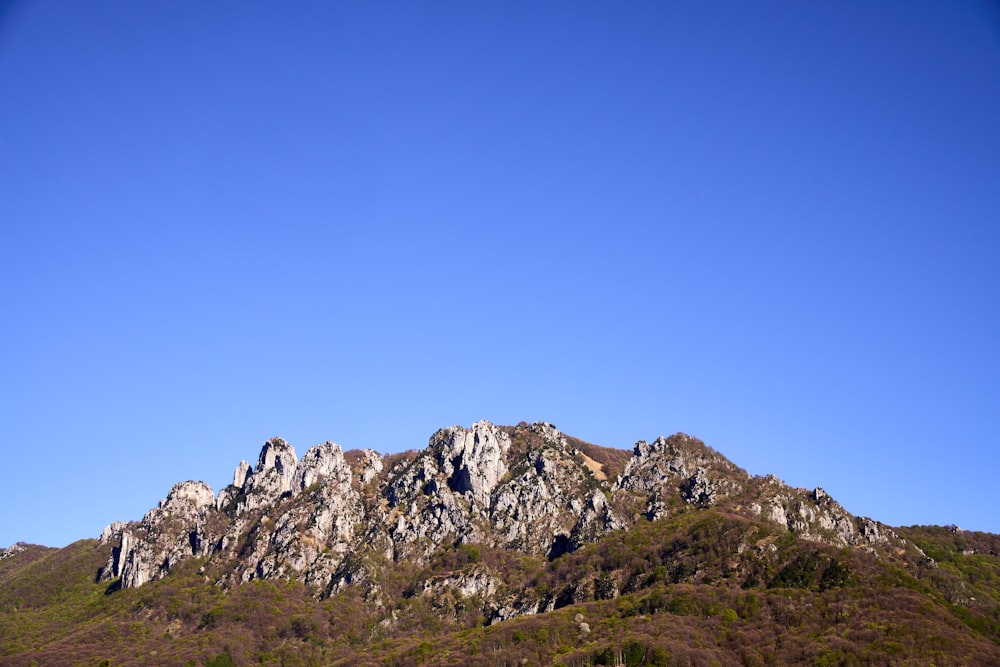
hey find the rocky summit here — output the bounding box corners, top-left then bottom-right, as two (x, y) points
(97, 421), (914, 610)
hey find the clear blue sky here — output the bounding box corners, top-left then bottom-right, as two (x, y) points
(2, 2), (998, 548)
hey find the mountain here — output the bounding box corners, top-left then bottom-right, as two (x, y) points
(2, 421), (999, 665)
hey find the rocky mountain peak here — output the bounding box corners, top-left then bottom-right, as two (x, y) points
(231, 460), (251, 489)
(294, 441), (349, 491)
(96, 420), (915, 623)
(430, 420), (510, 508)
(160, 480), (216, 515)
(529, 420), (564, 443)
(242, 437), (298, 504)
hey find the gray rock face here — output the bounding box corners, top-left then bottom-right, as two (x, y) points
(382, 449), (480, 560)
(99, 521), (124, 545)
(219, 439), (360, 588)
(101, 436), (364, 591)
(615, 433), (745, 515)
(433, 420), (510, 508)
(681, 468), (717, 506)
(241, 438), (299, 510)
(103, 480), (216, 589)
(377, 421), (625, 562)
(233, 460), (251, 488)
(0, 543), (26, 560)
(744, 475), (905, 549)
(295, 441), (346, 490)
(359, 448), (384, 483)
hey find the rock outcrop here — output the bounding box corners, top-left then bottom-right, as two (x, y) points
(102, 480), (216, 588)
(743, 475), (908, 551)
(373, 420), (622, 562)
(0, 543), (27, 561)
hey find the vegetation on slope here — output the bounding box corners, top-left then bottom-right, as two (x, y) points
(3, 425), (999, 665)
(2, 509), (999, 666)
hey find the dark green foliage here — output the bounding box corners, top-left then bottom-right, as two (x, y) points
(205, 648), (235, 667)
(819, 557), (854, 591)
(591, 641), (669, 666)
(769, 550), (832, 590)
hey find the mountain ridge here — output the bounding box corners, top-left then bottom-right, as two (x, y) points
(94, 420), (915, 602)
(3, 420), (998, 666)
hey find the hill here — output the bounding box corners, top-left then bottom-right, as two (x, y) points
(1, 421), (998, 665)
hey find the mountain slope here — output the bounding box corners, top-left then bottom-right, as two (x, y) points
(2, 421), (998, 665)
